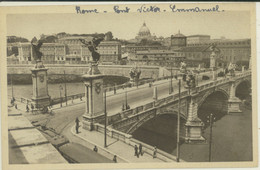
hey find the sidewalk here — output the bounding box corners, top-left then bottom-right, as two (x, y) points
(71, 123), (164, 163)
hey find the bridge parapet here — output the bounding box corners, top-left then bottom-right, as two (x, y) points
(106, 70), (251, 138)
(93, 123), (181, 162)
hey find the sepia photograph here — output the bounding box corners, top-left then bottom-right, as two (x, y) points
(0, 2), (257, 169)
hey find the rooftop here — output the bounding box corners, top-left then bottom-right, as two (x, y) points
(187, 35), (210, 38)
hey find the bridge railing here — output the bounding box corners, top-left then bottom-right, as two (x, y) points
(95, 123), (132, 144)
(129, 138), (179, 162)
(50, 93), (85, 105)
(94, 123), (179, 162)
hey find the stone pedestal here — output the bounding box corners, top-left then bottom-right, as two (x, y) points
(185, 99), (205, 143)
(82, 63), (105, 131)
(31, 61), (50, 109)
(228, 97), (242, 113)
(228, 81), (242, 113)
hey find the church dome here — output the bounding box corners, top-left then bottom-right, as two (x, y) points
(138, 22), (151, 36)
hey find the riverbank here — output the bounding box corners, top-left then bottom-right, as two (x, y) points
(7, 74), (129, 85)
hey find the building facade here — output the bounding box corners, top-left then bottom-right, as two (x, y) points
(187, 39), (251, 66)
(175, 46), (221, 68)
(129, 50), (185, 67)
(186, 35), (210, 45)
(16, 36), (122, 64)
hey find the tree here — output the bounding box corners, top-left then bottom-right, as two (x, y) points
(105, 31), (113, 41)
(42, 35), (58, 43)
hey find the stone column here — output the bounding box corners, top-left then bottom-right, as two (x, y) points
(210, 51), (216, 69)
(82, 63), (105, 131)
(210, 51), (217, 81)
(242, 66), (245, 73)
(185, 98), (205, 143)
(153, 86), (158, 101)
(228, 80), (242, 113)
(249, 55), (252, 70)
(31, 61), (50, 110)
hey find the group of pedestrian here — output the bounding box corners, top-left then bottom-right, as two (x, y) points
(134, 144), (157, 159)
(122, 103), (131, 111)
(134, 144), (143, 158)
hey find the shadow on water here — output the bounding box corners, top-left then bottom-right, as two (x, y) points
(132, 114), (185, 153)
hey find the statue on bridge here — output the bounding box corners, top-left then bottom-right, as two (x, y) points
(31, 37), (45, 68)
(79, 37), (104, 63)
(180, 61), (187, 73)
(129, 65), (141, 86)
(228, 63), (237, 76)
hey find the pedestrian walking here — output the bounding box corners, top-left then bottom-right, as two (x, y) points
(93, 145), (98, 152)
(153, 146), (157, 158)
(31, 104), (34, 113)
(122, 103), (125, 111)
(139, 143), (143, 156)
(26, 104), (29, 112)
(75, 117), (80, 134)
(15, 104), (18, 109)
(134, 145), (139, 158)
(113, 155), (117, 163)
(10, 98), (14, 106)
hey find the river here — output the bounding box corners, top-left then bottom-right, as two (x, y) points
(132, 96), (252, 162)
(8, 83), (86, 100)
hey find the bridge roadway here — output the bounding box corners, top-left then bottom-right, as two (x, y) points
(39, 70), (218, 133)
(19, 70), (218, 133)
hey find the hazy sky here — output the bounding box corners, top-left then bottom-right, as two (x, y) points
(7, 11), (251, 40)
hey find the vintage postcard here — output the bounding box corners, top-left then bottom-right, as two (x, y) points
(0, 2), (257, 170)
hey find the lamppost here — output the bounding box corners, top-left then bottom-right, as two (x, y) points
(63, 70), (68, 106)
(125, 85), (128, 110)
(59, 84), (63, 107)
(104, 89), (107, 148)
(11, 74), (14, 100)
(169, 66), (173, 94)
(176, 73), (182, 162)
(207, 113), (216, 162)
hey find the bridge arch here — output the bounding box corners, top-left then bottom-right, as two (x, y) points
(235, 79), (251, 100)
(127, 111), (187, 134)
(130, 113), (187, 152)
(198, 90), (229, 124)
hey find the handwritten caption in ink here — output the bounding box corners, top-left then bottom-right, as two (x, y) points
(75, 5), (224, 14)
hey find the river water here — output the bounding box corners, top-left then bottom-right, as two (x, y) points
(132, 96), (252, 162)
(7, 83), (85, 100)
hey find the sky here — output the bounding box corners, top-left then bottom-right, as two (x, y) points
(7, 11), (251, 41)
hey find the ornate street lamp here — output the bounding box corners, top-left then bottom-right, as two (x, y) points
(169, 66), (173, 94)
(207, 113), (216, 162)
(59, 84), (63, 107)
(176, 72), (183, 162)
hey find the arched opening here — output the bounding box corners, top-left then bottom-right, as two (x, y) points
(198, 91), (228, 126)
(235, 81), (250, 100)
(132, 114), (186, 153)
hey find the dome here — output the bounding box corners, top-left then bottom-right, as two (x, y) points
(138, 22), (151, 36)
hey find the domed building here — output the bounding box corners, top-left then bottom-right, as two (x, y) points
(135, 22), (156, 42)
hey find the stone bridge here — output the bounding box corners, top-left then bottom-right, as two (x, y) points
(106, 71), (251, 142)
